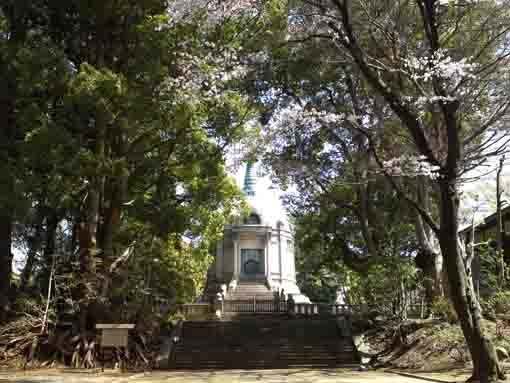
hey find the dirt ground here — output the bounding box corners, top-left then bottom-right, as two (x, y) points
(0, 368), (475, 383)
(365, 317), (510, 373)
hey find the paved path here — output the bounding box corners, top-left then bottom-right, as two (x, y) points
(0, 369), (463, 383)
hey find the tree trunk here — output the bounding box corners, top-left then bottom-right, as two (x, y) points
(496, 157), (505, 287)
(99, 182), (120, 297)
(414, 178), (443, 313)
(0, 23), (17, 323)
(99, 119), (128, 297)
(0, 215), (13, 323)
(20, 216), (45, 293)
(348, 74), (383, 259)
(77, 72), (107, 330)
(78, 106), (104, 330)
(0, 75), (15, 322)
(76, 4), (111, 330)
(439, 180), (504, 382)
(39, 213), (59, 296)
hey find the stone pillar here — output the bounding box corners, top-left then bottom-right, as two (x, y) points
(289, 240), (295, 280)
(216, 239), (223, 280)
(278, 224), (283, 284)
(233, 235), (239, 281)
(265, 231), (270, 279)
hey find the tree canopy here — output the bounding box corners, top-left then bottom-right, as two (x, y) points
(2, 1), (510, 380)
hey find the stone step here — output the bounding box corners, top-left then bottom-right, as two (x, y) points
(176, 345), (354, 355)
(224, 283), (274, 301)
(180, 321), (341, 341)
(168, 319), (358, 369)
(172, 363), (357, 369)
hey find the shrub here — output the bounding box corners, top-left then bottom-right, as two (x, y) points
(480, 297), (496, 321)
(480, 291), (510, 319)
(167, 311), (186, 327)
(492, 291), (510, 314)
(431, 297), (457, 322)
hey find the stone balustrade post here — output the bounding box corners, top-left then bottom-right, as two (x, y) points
(214, 292), (223, 319)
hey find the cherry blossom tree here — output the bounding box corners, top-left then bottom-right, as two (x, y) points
(280, 0), (510, 381)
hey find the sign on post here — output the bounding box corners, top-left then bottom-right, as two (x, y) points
(96, 324), (135, 347)
(96, 324), (135, 370)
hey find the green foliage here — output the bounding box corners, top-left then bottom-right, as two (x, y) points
(431, 297), (458, 323)
(294, 195), (418, 305)
(492, 291), (510, 314)
(341, 256), (419, 306)
(478, 243), (500, 292)
(481, 291), (510, 319)
(297, 234), (420, 307)
(493, 329), (510, 352)
(1, 0), (271, 326)
(479, 297), (497, 321)
(167, 311), (186, 326)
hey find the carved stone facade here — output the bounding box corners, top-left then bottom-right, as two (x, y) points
(205, 162), (310, 303)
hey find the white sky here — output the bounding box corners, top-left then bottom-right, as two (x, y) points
(460, 153), (510, 228)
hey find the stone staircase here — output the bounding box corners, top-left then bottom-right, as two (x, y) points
(169, 319), (358, 369)
(225, 281), (274, 300)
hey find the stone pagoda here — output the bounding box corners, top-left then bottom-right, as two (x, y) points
(203, 161), (310, 303)
(171, 164), (359, 370)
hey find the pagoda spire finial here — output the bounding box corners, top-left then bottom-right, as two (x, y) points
(243, 161), (256, 196)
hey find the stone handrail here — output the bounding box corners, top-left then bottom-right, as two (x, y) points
(224, 299), (287, 313)
(292, 303), (365, 316)
(178, 300), (427, 320)
(179, 301), (371, 317)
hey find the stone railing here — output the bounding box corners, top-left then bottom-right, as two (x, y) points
(178, 301), (368, 318)
(178, 299), (427, 320)
(178, 300), (428, 318)
(223, 300), (287, 313)
(293, 303), (363, 316)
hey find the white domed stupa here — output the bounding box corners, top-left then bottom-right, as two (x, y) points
(206, 161), (310, 303)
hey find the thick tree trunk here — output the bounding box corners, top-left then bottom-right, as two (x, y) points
(347, 72), (383, 259)
(414, 178), (443, 313)
(78, 108), (104, 329)
(0, 26), (17, 323)
(496, 157), (505, 287)
(0, 215), (13, 323)
(415, 229), (443, 307)
(439, 181), (504, 382)
(100, 120), (128, 297)
(78, 51), (107, 329)
(0, 81), (15, 322)
(99, 179), (122, 297)
(20, 216), (45, 293)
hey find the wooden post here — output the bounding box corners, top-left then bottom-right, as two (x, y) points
(41, 253), (57, 335)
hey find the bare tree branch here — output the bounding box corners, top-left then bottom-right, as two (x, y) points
(328, 0), (441, 168)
